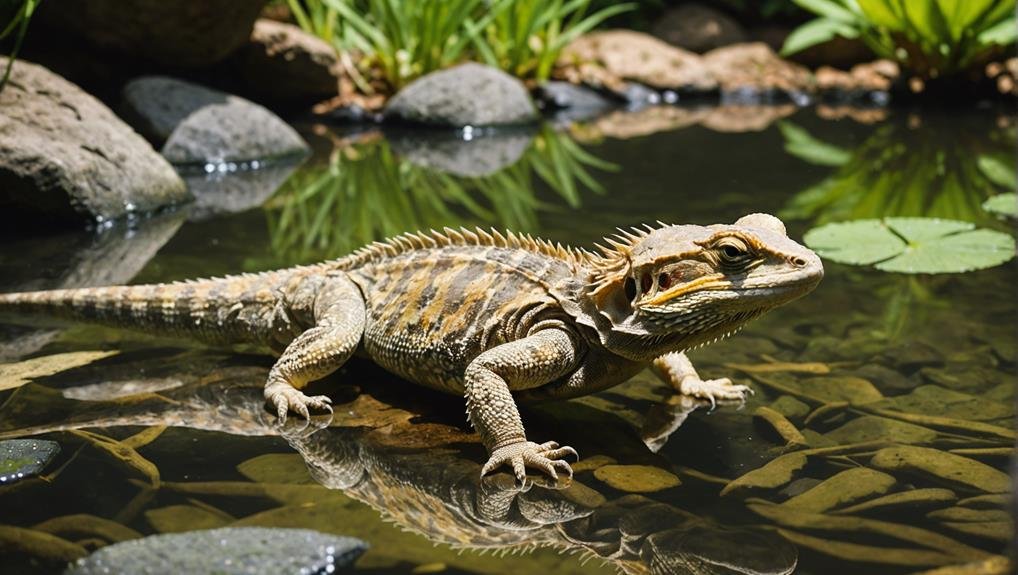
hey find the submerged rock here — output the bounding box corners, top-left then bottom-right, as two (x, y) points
(0, 59), (189, 226)
(0, 439), (60, 484)
(65, 527), (366, 575)
(36, 0), (264, 68)
(384, 63), (538, 128)
(651, 3), (746, 53)
(121, 76), (309, 165)
(232, 19), (341, 104)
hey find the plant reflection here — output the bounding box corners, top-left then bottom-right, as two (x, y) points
(264, 126), (615, 263)
(779, 116), (1016, 226)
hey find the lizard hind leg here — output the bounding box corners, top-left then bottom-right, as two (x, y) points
(265, 275), (366, 423)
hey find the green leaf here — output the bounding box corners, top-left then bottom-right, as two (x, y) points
(781, 17), (860, 55)
(805, 217), (1017, 274)
(804, 219), (906, 265)
(793, 0), (861, 22)
(977, 155), (1017, 189)
(983, 193), (1018, 217)
(779, 121), (852, 166)
(978, 16), (1018, 45)
(856, 0), (906, 29)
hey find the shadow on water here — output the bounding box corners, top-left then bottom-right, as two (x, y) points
(0, 107), (1014, 574)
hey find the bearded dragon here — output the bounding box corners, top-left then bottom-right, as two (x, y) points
(0, 213), (823, 481)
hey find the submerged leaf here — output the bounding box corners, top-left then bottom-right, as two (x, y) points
(593, 465), (681, 493)
(721, 452), (807, 497)
(775, 528), (961, 567)
(804, 217), (1016, 274)
(869, 446), (1010, 494)
(0, 351), (118, 391)
(781, 467), (896, 513)
(833, 488), (956, 515)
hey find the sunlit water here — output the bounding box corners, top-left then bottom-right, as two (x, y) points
(0, 106), (1014, 574)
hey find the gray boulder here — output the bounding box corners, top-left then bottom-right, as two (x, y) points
(232, 19), (341, 104)
(0, 59), (189, 226)
(36, 0), (265, 68)
(384, 63), (538, 127)
(66, 527), (366, 575)
(120, 76), (309, 165)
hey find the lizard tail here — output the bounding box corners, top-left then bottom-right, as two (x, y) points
(0, 276), (278, 344)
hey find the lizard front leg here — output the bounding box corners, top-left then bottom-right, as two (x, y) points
(652, 351), (753, 409)
(465, 328), (581, 482)
(265, 275), (366, 422)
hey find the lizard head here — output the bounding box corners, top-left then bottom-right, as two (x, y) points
(585, 213), (823, 359)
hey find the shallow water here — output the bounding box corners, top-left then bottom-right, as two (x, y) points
(0, 106), (1014, 574)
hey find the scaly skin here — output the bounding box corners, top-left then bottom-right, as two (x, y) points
(0, 213), (823, 481)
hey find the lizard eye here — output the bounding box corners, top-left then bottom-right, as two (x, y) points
(657, 273), (671, 290)
(721, 244), (743, 259)
(716, 238), (752, 267)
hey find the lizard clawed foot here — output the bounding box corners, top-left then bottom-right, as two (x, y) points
(480, 441), (577, 484)
(265, 381), (334, 424)
(679, 377), (754, 410)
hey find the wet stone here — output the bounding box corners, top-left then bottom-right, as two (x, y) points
(65, 527), (367, 575)
(870, 446), (1011, 494)
(593, 465), (681, 493)
(0, 439), (60, 485)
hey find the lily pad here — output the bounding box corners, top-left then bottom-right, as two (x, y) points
(982, 193), (1017, 217)
(593, 465), (681, 493)
(0, 439), (60, 484)
(869, 446), (1010, 493)
(803, 218), (1016, 274)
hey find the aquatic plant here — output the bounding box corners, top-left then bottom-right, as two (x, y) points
(286, 0), (630, 90)
(470, 0), (634, 81)
(264, 127), (614, 262)
(0, 0), (41, 92)
(779, 118), (1016, 226)
(803, 217), (1016, 273)
(782, 0), (1016, 81)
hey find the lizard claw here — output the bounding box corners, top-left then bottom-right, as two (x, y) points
(266, 383), (333, 425)
(480, 441), (577, 484)
(679, 377), (753, 410)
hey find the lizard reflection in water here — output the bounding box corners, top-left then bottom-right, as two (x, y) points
(0, 368), (798, 575)
(0, 214), (823, 480)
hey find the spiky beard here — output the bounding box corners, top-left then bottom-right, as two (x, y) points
(633, 306), (767, 354)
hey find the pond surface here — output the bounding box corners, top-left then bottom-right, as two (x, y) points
(0, 106), (1014, 574)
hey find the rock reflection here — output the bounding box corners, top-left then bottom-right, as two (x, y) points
(0, 357), (795, 574)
